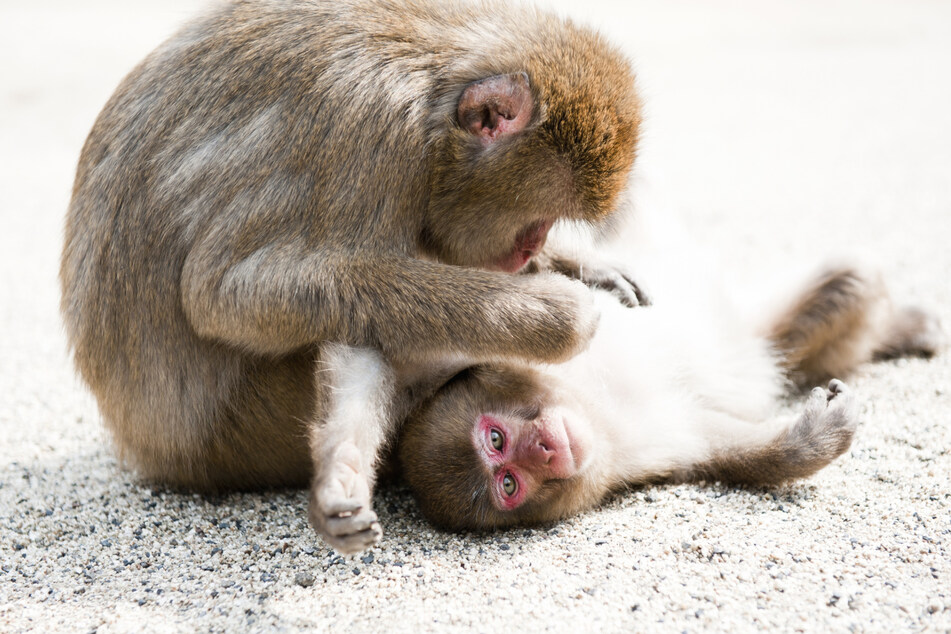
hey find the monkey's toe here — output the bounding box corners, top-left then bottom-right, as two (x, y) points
(827, 378), (847, 401)
(799, 379), (856, 437)
(323, 517), (382, 555)
(325, 507), (379, 536)
(309, 494), (382, 554)
(583, 261), (650, 308)
(331, 522), (382, 555)
(817, 379), (857, 452)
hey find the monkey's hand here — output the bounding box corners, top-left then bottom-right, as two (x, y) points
(530, 252), (650, 308)
(576, 260), (650, 308)
(308, 441), (382, 555)
(514, 273), (601, 363)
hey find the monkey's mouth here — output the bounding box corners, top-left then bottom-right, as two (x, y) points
(490, 219), (553, 273)
(560, 414), (587, 475)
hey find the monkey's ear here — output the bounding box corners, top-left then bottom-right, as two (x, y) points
(457, 72), (533, 144)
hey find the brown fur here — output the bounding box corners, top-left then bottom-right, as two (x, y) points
(60, 0), (642, 504)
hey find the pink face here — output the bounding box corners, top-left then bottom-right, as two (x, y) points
(472, 408), (583, 511)
(488, 219), (554, 273)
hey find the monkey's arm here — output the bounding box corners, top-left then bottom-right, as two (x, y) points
(181, 239), (598, 364)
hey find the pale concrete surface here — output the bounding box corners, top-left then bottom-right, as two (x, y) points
(1, 1), (949, 631)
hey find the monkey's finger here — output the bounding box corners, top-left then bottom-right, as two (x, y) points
(615, 282), (642, 308)
(325, 508), (379, 537)
(612, 268), (652, 307)
(326, 522), (383, 555)
(625, 275), (652, 307)
(593, 272), (641, 308)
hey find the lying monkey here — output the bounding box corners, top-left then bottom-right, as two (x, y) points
(398, 233), (943, 530)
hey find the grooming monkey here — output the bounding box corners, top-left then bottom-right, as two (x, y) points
(398, 223), (943, 530)
(60, 0), (648, 552)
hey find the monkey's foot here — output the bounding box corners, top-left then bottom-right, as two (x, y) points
(875, 306), (945, 361)
(788, 379), (857, 466)
(308, 441), (381, 554)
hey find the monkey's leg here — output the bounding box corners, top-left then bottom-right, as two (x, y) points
(308, 344), (393, 554)
(768, 267), (943, 384)
(689, 380), (857, 486)
(768, 267), (884, 383)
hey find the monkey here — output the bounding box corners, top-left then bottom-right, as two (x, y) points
(59, 0), (648, 553)
(398, 224), (944, 531)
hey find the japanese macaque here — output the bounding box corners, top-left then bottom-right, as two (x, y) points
(60, 0), (646, 553)
(398, 226), (943, 530)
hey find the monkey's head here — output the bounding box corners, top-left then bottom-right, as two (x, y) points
(399, 363), (610, 531)
(424, 21), (641, 273)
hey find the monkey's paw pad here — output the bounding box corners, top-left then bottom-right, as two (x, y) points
(309, 443), (381, 554)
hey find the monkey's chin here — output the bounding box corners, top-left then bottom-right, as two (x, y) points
(490, 249), (535, 273)
(488, 219), (554, 273)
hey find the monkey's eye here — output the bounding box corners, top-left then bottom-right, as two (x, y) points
(502, 473), (517, 497)
(490, 428), (504, 452)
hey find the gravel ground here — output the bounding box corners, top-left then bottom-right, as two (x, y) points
(2, 1), (950, 632)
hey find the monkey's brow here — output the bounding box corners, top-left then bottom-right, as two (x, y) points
(512, 403), (541, 420)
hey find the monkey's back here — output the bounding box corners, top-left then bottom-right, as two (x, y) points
(59, 0), (442, 488)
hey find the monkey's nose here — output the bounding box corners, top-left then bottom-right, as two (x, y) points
(533, 441), (554, 464)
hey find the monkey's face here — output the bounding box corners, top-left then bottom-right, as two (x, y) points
(470, 402), (587, 512)
(424, 66), (640, 272)
(399, 364), (606, 531)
